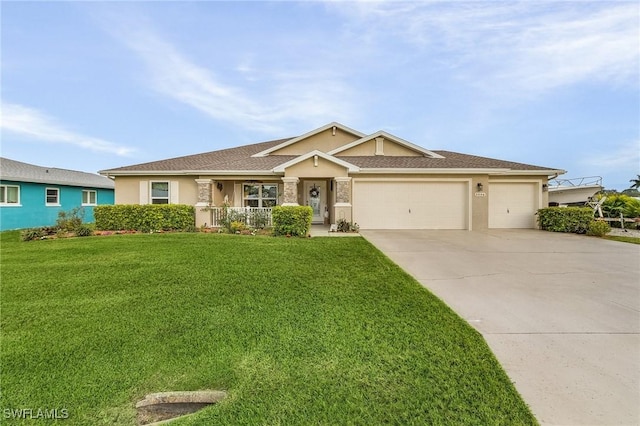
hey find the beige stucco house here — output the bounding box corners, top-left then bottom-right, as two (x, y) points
(99, 122), (565, 230)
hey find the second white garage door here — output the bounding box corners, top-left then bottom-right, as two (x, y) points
(489, 182), (539, 228)
(352, 180), (469, 229)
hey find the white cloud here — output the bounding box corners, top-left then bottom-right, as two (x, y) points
(104, 18), (358, 135)
(327, 2), (639, 95)
(1, 103), (136, 156)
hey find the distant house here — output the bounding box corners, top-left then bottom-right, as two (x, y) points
(0, 157), (115, 231)
(100, 122), (564, 230)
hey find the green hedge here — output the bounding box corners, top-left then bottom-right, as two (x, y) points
(94, 204), (195, 232)
(272, 206), (313, 237)
(536, 207), (593, 233)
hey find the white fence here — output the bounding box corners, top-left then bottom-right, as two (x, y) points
(209, 207), (273, 228)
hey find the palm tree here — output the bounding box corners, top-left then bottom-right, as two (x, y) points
(630, 175), (640, 189)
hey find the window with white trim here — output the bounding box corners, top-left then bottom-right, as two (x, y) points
(46, 188), (60, 205)
(150, 182), (169, 204)
(82, 190), (97, 206)
(0, 185), (20, 205)
(243, 183), (277, 207)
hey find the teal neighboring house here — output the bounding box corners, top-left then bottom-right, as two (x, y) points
(0, 157), (115, 231)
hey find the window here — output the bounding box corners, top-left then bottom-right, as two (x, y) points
(46, 188), (60, 205)
(150, 182), (169, 204)
(82, 190), (97, 206)
(243, 183), (277, 208)
(0, 185), (20, 205)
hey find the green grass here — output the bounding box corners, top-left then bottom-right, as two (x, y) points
(604, 235), (640, 244)
(1, 231), (537, 425)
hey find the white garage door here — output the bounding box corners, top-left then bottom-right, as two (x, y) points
(353, 180), (469, 229)
(489, 182), (539, 228)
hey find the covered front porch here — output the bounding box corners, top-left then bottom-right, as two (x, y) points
(195, 176), (353, 228)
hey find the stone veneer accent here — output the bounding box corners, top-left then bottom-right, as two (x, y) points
(335, 177), (351, 205)
(281, 177), (300, 205)
(195, 179), (213, 206)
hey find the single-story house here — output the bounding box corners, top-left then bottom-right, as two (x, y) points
(0, 157), (115, 231)
(99, 122), (565, 230)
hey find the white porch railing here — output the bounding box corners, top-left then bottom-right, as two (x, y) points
(209, 207), (273, 228)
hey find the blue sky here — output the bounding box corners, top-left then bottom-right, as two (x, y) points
(2, 1), (638, 190)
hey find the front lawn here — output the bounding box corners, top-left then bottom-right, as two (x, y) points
(0, 232), (536, 425)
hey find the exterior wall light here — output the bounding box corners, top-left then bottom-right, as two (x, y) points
(477, 183), (484, 192)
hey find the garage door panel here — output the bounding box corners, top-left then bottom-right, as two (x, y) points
(489, 182), (538, 228)
(353, 181), (468, 230)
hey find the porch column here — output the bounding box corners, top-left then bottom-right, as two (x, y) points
(194, 179), (213, 228)
(195, 179), (214, 207)
(334, 177), (353, 223)
(281, 177), (300, 206)
(335, 177), (352, 206)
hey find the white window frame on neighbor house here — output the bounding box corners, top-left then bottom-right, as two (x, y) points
(0, 184), (20, 206)
(46, 187), (60, 206)
(82, 190), (97, 206)
(150, 181), (170, 204)
(243, 183), (278, 208)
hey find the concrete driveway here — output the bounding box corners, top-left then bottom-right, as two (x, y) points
(360, 229), (640, 426)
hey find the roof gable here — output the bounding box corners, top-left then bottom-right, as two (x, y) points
(252, 122), (365, 157)
(328, 131), (445, 158)
(272, 150), (360, 173)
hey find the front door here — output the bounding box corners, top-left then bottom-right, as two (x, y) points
(304, 181), (327, 224)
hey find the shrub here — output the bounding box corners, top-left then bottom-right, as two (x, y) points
(94, 204), (195, 232)
(602, 194), (631, 218)
(229, 221), (246, 233)
(217, 206), (248, 233)
(20, 226), (58, 241)
(21, 228), (45, 242)
(536, 207), (593, 233)
(56, 207), (85, 232)
(248, 209), (270, 229)
(586, 220), (611, 237)
(272, 206), (313, 237)
(336, 219), (359, 233)
(75, 225), (94, 237)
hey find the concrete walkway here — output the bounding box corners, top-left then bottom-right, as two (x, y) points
(360, 229), (640, 426)
(309, 225), (360, 237)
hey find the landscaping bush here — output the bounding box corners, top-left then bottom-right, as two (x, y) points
(75, 225), (94, 237)
(536, 207), (593, 233)
(336, 218), (360, 233)
(272, 205), (313, 237)
(586, 220), (611, 237)
(248, 209), (270, 229)
(56, 207), (85, 232)
(602, 194), (640, 219)
(229, 221), (246, 233)
(21, 228), (46, 242)
(94, 204), (195, 232)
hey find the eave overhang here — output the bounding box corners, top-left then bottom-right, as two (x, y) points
(357, 168), (566, 176)
(0, 176), (114, 189)
(100, 170), (282, 177)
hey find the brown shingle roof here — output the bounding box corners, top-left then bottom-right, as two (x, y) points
(100, 138), (293, 173)
(339, 151), (555, 171)
(101, 137), (559, 174)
